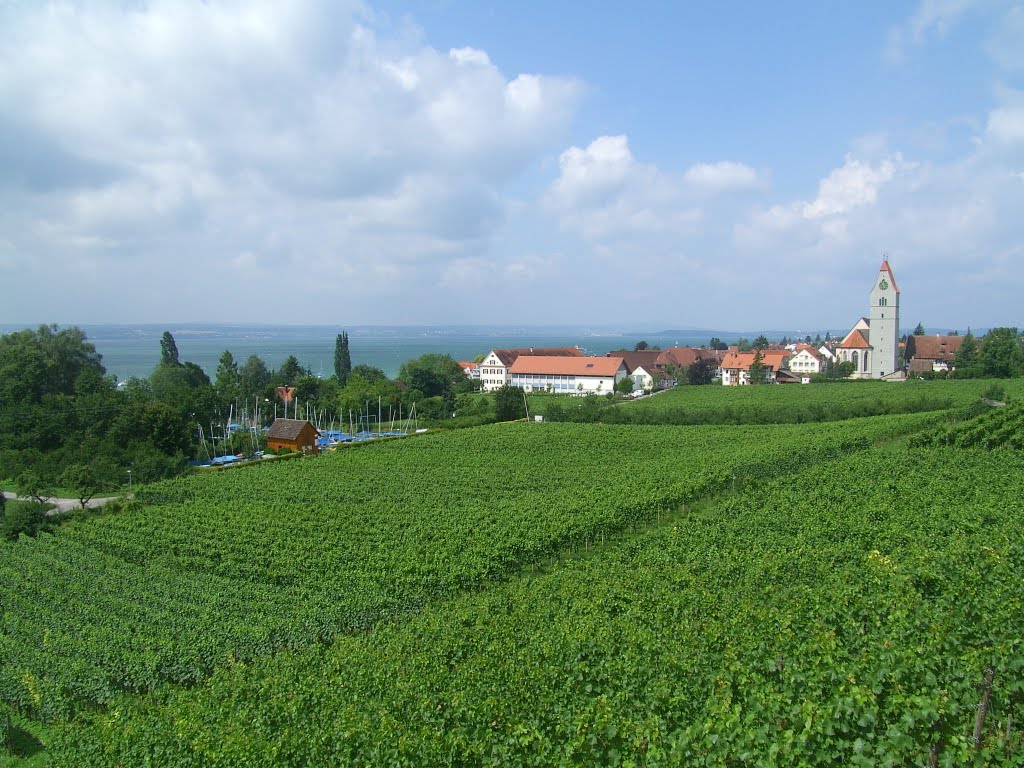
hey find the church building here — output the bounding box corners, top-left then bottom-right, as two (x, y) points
(836, 260), (901, 379)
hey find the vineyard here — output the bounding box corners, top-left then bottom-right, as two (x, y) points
(0, 415), (935, 725)
(543, 378), (1024, 426)
(910, 400), (1024, 449)
(49, 445), (1024, 766)
(1, 382), (1022, 765)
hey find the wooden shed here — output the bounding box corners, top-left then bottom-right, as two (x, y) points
(266, 418), (320, 455)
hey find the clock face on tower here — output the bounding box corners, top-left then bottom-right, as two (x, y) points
(878, 278), (889, 290)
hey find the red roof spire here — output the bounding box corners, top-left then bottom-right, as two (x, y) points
(878, 257), (899, 293)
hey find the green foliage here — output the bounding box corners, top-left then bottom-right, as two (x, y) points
(494, 385), (527, 421)
(913, 322), (926, 336)
(747, 349), (765, 384)
(398, 353), (471, 400)
(238, 355), (272, 398)
(351, 364), (386, 383)
(50, 444), (1024, 765)
(0, 324), (104, 405)
(0, 416), (925, 724)
(708, 336), (728, 350)
(276, 355), (308, 385)
(686, 357), (717, 385)
(614, 377), (633, 395)
(980, 327), (1024, 379)
(333, 331), (351, 385)
(752, 334), (769, 349)
(214, 350), (240, 404)
(1, 500), (47, 541)
(159, 331), (179, 366)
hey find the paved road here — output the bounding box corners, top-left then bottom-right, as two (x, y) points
(2, 490), (122, 515)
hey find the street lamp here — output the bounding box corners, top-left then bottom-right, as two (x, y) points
(127, 469), (132, 495)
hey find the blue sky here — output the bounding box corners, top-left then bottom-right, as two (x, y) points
(1, 0), (1021, 331)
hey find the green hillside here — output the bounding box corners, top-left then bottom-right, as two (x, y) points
(2, 383), (1022, 765)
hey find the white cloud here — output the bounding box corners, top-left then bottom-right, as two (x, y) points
(801, 155), (901, 219)
(0, 0), (581, 322)
(683, 161), (762, 191)
(985, 106), (1024, 144)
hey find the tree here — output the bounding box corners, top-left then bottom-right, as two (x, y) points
(634, 340), (649, 351)
(215, 350), (241, 403)
(239, 355), (271, 397)
(494, 385), (527, 421)
(686, 357), (717, 385)
(952, 330), (979, 375)
(16, 470), (50, 505)
(753, 335), (770, 350)
(615, 377), (634, 395)
(277, 355), (308, 385)
(60, 463), (104, 509)
(747, 350), (765, 385)
(980, 327), (1024, 378)
(398, 354), (471, 401)
(708, 337), (728, 351)
(351, 364), (387, 383)
(913, 322), (926, 336)
(736, 337), (752, 353)
(0, 324), (105, 404)
(334, 331), (352, 385)
(160, 331), (180, 366)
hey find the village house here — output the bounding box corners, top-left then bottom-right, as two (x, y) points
(904, 334), (964, 375)
(266, 418), (320, 455)
(720, 350), (792, 386)
(788, 343), (826, 375)
(478, 347), (582, 391)
(508, 355), (627, 394)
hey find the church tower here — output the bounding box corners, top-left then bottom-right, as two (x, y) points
(869, 259), (900, 378)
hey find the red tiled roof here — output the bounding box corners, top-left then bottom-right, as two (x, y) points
(607, 349), (663, 373)
(879, 259), (900, 293)
(657, 347), (720, 368)
(906, 335), (963, 362)
(839, 329), (870, 349)
(720, 350), (790, 370)
(509, 356), (625, 377)
(492, 347), (582, 366)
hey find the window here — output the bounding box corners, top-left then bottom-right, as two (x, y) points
(879, 297), (887, 307)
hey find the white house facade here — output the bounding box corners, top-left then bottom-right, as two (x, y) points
(508, 356), (626, 394)
(478, 348), (582, 391)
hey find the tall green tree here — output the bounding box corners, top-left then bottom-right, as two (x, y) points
(160, 331), (180, 366)
(913, 322), (926, 336)
(239, 355), (272, 397)
(708, 337), (728, 350)
(277, 355), (308, 385)
(753, 335), (770, 350)
(952, 330), (979, 375)
(747, 350), (765, 385)
(980, 327), (1024, 378)
(215, 350), (241, 403)
(334, 331), (352, 385)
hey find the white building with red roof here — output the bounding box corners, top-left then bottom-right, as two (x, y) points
(720, 350), (791, 386)
(508, 355), (627, 394)
(788, 343), (826, 375)
(478, 347), (582, 391)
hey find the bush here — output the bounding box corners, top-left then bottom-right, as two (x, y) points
(1, 500), (48, 541)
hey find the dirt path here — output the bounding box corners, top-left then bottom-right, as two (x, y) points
(1, 490), (122, 515)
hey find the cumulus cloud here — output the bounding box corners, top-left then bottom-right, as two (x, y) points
(0, 0), (580, 322)
(545, 135), (759, 242)
(683, 161), (762, 191)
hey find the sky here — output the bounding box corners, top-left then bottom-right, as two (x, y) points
(1, 0), (1022, 332)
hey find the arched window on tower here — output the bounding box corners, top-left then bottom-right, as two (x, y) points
(879, 297), (887, 307)
(851, 351), (858, 371)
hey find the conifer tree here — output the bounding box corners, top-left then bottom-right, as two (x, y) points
(334, 331), (352, 386)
